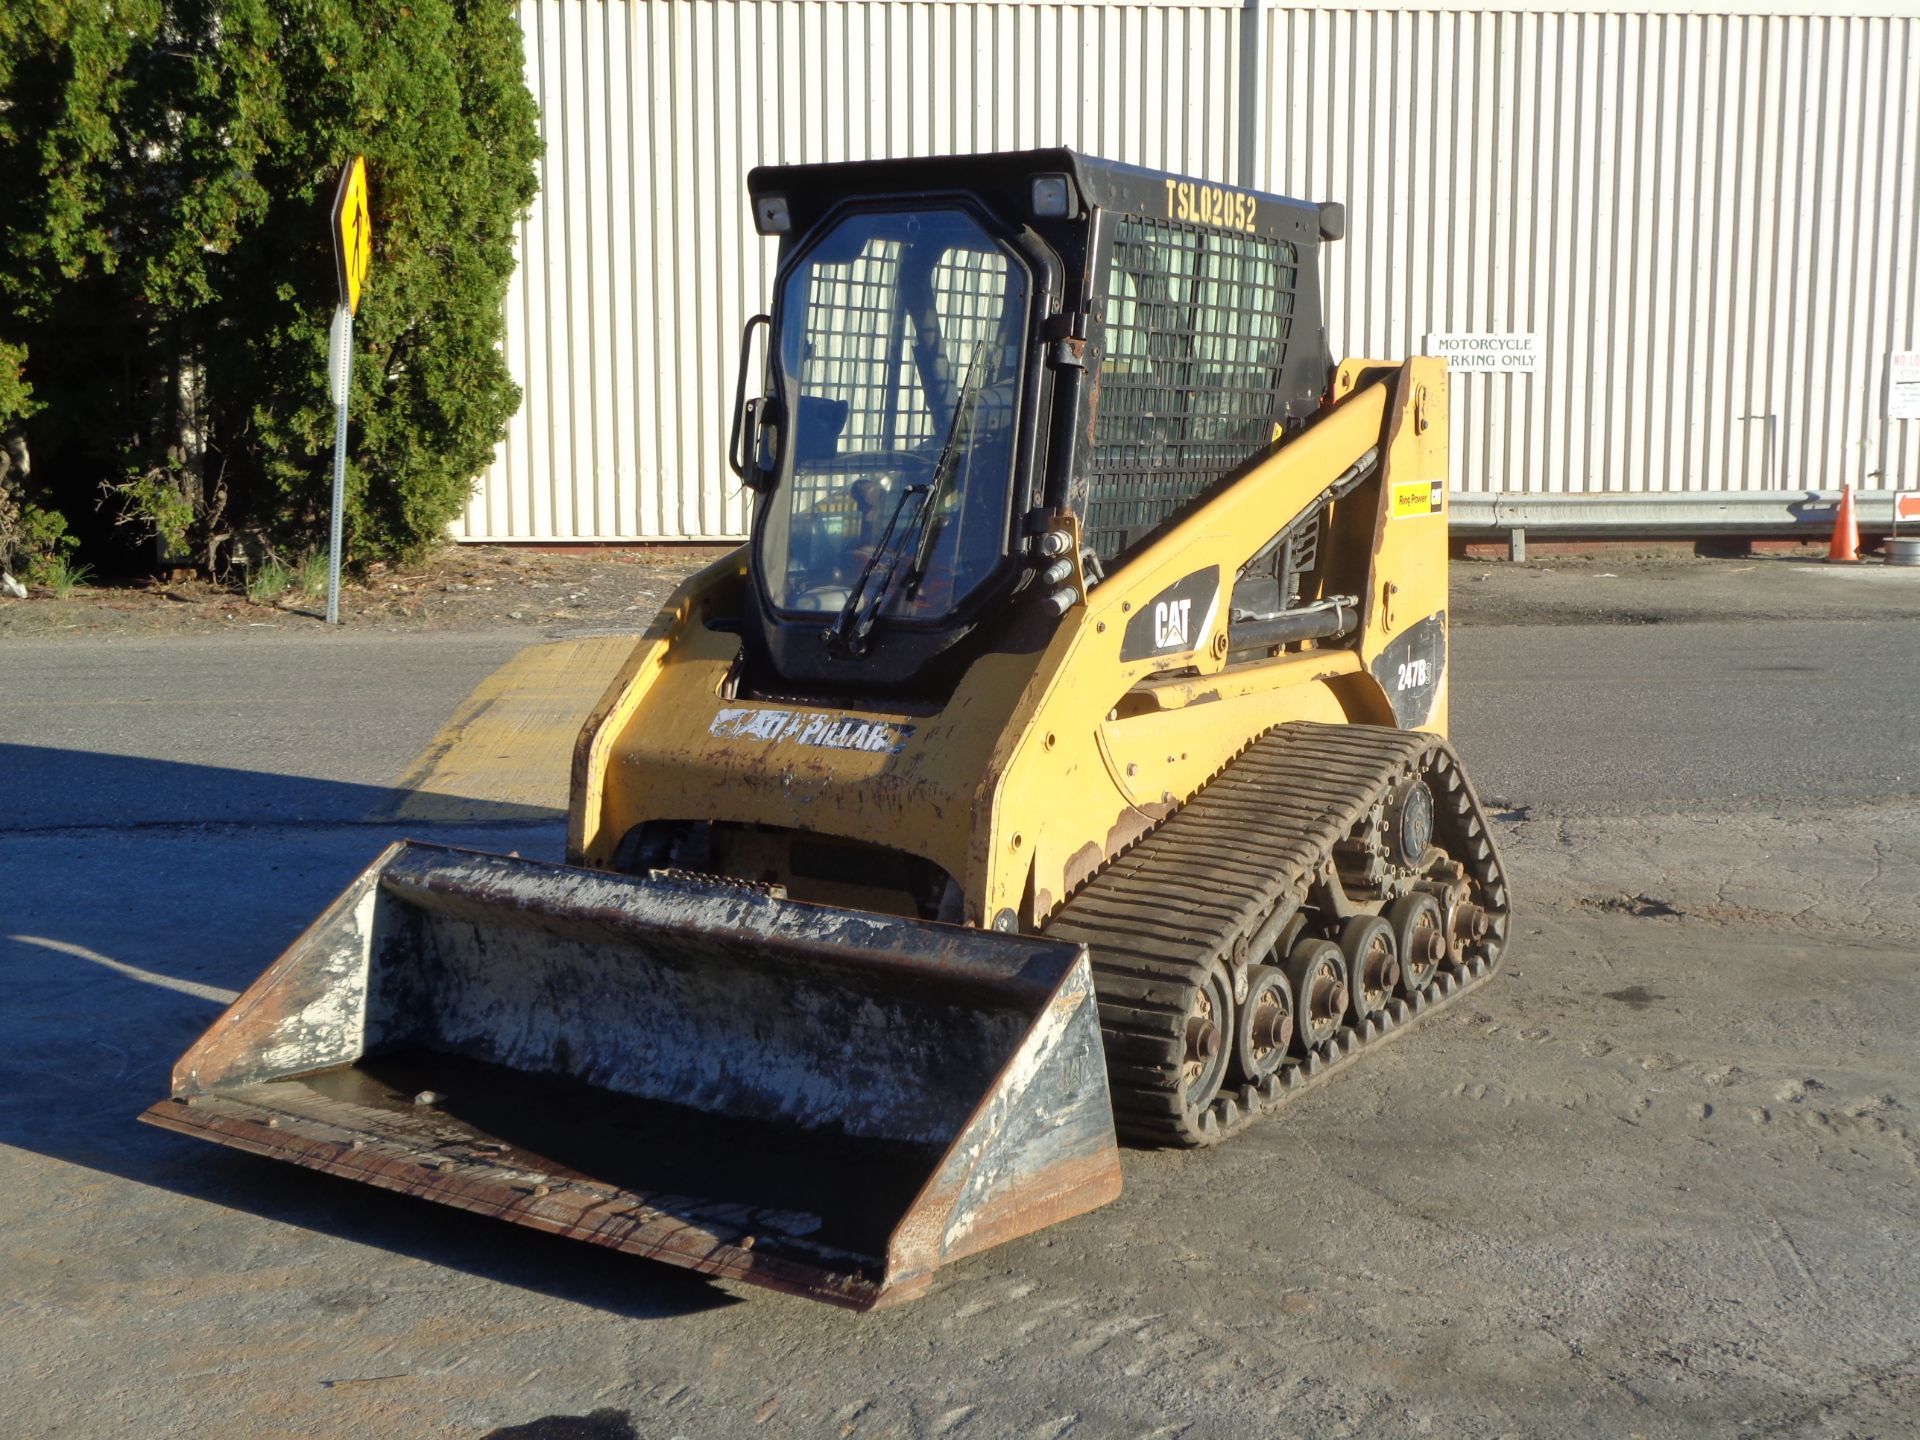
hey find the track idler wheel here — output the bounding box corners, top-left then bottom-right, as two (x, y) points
(1338, 915), (1399, 1024)
(1230, 963), (1295, 1083)
(1386, 892), (1444, 996)
(1178, 963), (1235, 1126)
(1285, 939), (1348, 1055)
(1451, 899), (1493, 963)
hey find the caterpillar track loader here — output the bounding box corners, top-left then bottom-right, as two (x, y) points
(143, 151), (1509, 1310)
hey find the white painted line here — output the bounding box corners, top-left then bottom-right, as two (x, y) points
(9, 934), (238, 1004)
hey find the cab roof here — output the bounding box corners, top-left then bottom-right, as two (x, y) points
(748, 148), (1342, 247)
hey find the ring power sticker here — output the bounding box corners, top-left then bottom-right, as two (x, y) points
(1390, 479), (1444, 519)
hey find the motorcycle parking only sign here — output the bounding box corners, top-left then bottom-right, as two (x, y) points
(1424, 332), (1539, 373)
(1891, 352), (1920, 421)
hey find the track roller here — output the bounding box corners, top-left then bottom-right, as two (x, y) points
(1177, 962), (1235, 1130)
(1284, 939), (1348, 1054)
(1230, 963), (1294, 1083)
(1338, 914), (1399, 1023)
(1386, 891), (1444, 996)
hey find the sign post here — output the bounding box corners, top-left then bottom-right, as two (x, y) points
(326, 156), (372, 625)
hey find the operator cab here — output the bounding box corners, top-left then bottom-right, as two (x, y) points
(733, 150), (1343, 695)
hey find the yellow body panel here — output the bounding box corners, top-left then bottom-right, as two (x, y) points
(570, 359), (1452, 930)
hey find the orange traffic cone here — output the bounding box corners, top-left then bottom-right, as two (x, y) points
(1828, 484), (1860, 563)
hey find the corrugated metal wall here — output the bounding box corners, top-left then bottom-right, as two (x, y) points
(1267, 4), (1920, 501)
(462, 0), (1920, 542)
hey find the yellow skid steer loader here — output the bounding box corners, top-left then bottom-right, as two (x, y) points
(144, 151), (1509, 1310)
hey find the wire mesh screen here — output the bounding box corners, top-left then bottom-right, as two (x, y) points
(790, 239), (1010, 518)
(932, 248), (1009, 388)
(1085, 217), (1298, 559)
(799, 240), (923, 456)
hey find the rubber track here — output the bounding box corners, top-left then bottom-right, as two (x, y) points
(1042, 721), (1511, 1146)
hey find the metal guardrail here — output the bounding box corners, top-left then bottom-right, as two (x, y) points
(1449, 490), (1905, 539)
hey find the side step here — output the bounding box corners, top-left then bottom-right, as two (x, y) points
(141, 842), (1122, 1310)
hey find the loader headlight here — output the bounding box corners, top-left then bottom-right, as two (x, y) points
(1030, 174), (1072, 218)
(754, 194), (792, 234)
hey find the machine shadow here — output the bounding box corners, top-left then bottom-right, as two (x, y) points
(0, 743), (737, 1320)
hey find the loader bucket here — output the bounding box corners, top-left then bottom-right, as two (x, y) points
(140, 842), (1121, 1309)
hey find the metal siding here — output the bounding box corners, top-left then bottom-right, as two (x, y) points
(463, 1), (1920, 541)
(1261, 5), (1920, 498)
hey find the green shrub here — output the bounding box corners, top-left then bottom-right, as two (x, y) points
(0, 1), (540, 571)
(41, 554), (92, 598)
(0, 340), (30, 430)
(296, 550), (330, 597)
(105, 460), (199, 562)
(8, 500), (77, 584)
(244, 557), (292, 604)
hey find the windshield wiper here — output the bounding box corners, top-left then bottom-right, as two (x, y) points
(824, 338), (995, 658)
(905, 338), (994, 594)
(824, 480), (930, 657)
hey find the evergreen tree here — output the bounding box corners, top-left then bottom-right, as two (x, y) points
(0, 0), (159, 574)
(0, 1), (540, 571)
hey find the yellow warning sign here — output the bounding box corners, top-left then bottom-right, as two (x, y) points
(1391, 478), (1444, 518)
(331, 155), (372, 314)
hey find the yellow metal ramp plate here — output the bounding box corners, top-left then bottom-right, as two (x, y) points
(379, 633), (638, 821)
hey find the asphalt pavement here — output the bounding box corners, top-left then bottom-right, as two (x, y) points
(6, 596), (1910, 828)
(1, 631), (531, 827)
(2, 555), (1917, 1439)
(1455, 617), (1918, 814)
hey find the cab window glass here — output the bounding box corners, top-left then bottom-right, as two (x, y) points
(763, 210), (1027, 621)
